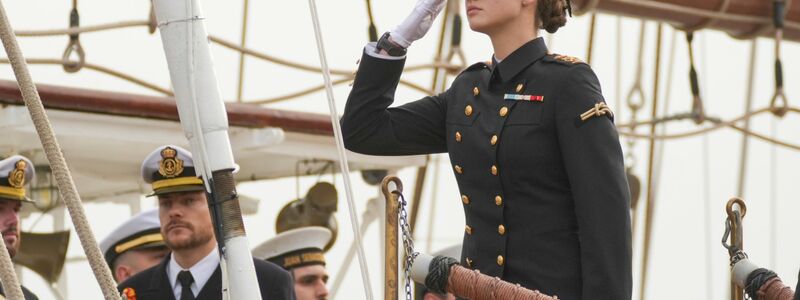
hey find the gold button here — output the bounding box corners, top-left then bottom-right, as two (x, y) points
(466, 257), (473, 268)
(454, 165), (463, 174)
(491, 165), (498, 175)
(497, 255), (505, 266)
(516, 83), (524, 93)
(498, 224), (506, 235)
(465, 105), (473, 116)
(462, 195), (470, 204)
(473, 87), (480, 96)
(455, 131), (462, 142)
(465, 225), (473, 235)
(499, 106), (509, 117)
(490, 135), (498, 145)
(495, 195), (503, 206)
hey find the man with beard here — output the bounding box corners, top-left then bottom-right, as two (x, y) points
(0, 155), (39, 299)
(100, 209), (170, 283)
(118, 145), (295, 300)
(253, 227), (332, 300)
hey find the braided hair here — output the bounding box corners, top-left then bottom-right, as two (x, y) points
(537, 0), (569, 33)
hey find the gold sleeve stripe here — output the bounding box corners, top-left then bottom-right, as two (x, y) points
(152, 177), (203, 190)
(115, 233), (164, 254)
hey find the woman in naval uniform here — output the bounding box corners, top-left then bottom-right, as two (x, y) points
(342, 0), (631, 299)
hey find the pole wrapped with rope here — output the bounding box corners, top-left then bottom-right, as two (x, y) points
(723, 198), (797, 300)
(152, 0), (261, 298)
(0, 0), (120, 298)
(410, 253), (559, 300)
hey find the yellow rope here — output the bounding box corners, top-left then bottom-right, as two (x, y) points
(14, 20), (149, 37)
(0, 0), (120, 299)
(0, 58), (173, 95)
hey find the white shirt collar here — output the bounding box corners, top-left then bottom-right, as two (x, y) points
(167, 246), (220, 299)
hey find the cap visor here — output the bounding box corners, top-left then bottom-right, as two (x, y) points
(147, 184), (206, 197)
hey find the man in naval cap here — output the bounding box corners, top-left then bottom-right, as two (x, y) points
(0, 155), (39, 299)
(253, 227), (332, 300)
(118, 145), (295, 300)
(100, 209), (170, 282)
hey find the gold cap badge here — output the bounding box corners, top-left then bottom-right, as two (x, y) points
(158, 147), (184, 178)
(8, 160), (26, 188)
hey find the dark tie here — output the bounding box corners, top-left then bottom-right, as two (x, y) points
(177, 270), (195, 300)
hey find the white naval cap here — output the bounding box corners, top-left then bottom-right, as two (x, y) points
(99, 209), (166, 267)
(0, 155), (35, 202)
(140, 145), (205, 196)
(252, 226), (332, 270)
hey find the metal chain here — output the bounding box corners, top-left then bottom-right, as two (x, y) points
(396, 192), (419, 300)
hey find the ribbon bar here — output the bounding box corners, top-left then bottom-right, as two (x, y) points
(504, 94), (544, 102)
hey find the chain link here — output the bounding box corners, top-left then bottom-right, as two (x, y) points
(395, 192), (419, 300)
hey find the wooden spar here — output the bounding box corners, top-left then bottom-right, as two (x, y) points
(0, 79), (333, 135)
(381, 176), (402, 300)
(571, 0), (800, 42)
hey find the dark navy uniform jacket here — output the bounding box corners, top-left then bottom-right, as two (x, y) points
(342, 38), (632, 300)
(117, 253), (296, 300)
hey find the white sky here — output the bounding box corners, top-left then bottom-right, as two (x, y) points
(1, 0), (799, 299)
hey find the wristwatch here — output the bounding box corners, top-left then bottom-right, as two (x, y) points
(375, 32), (407, 57)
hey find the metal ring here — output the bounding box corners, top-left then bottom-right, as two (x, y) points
(726, 197), (747, 220)
(381, 175), (403, 200)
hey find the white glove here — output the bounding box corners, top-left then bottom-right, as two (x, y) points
(390, 0), (447, 48)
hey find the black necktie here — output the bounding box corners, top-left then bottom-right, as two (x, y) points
(177, 270), (195, 300)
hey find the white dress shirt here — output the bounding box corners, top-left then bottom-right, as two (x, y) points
(167, 247), (220, 299)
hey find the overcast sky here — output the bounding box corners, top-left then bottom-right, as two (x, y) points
(1, 0), (799, 299)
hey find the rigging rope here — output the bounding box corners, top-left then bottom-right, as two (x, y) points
(61, 0), (85, 73)
(0, 0), (120, 298)
(685, 32), (705, 124)
(737, 40), (758, 198)
(364, 0), (378, 41)
(770, 0), (790, 117)
(305, 0), (373, 299)
(586, 13), (597, 65)
(0, 223), (24, 300)
(235, 0), (250, 103)
(639, 23), (662, 300)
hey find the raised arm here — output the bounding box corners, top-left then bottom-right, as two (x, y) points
(341, 0), (448, 156)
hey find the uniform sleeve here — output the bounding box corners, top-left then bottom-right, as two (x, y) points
(257, 261), (297, 300)
(341, 48), (448, 156)
(554, 64), (632, 300)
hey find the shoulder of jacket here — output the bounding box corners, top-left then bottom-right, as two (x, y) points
(460, 61), (492, 74)
(542, 53), (587, 67)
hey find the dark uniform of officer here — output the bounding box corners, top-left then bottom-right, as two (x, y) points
(117, 145), (295, 300)
(342, 37), (631, 300)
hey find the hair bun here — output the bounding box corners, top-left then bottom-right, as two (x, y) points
(538, 0), (568, 33)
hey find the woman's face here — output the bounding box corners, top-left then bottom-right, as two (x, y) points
(465, 0), (532, 35)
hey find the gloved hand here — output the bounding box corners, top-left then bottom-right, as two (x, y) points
(390, 0), (447, 48)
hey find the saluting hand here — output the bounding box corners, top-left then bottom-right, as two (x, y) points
(390, 0), (447, 48)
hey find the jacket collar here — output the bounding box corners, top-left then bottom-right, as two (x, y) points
(491, 37), (548, 83)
